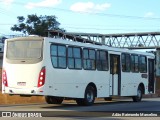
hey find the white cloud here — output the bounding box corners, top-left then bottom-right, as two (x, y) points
(70, 2), (111, 13)
(1, 0), (14, 6)
(144, 12), (154, 17)
(25, 0), (61, 9)
(0, 0), (14, 10)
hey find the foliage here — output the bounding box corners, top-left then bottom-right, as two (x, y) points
(11, 14), (64, 36)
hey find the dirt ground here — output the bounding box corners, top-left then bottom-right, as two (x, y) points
(0, 93), (45, 105)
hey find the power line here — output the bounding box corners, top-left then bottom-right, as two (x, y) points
(0, 1), (159, 33)
(0, 22), (159, 28)
(32, 8), (160, 21)
(1, 1), (160, 21)
(0, 21), (159, 33)
(0, 8), (17, 17)
(0, 23), (14, 25)
(62, 24), (160, 28)
(64, 26), (160, 32)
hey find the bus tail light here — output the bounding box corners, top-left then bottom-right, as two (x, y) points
(2, 69), (8, 87)
(37, 67), (46, 87)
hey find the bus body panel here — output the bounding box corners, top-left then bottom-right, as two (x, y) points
(120, 72), (147, 96)
(46, 68), (110, 98)
(2, 37), (48, 95)
(42, 38), (111, 98)
(2, 61), (48, 95)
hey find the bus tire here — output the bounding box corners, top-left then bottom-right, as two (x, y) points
(132, 86), (142, 102)
(45, 96), (63, 104)
(76, 86), (95, 106)
(104, 97), (112, 101)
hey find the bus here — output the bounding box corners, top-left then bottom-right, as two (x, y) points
(2, 35), (155, 106)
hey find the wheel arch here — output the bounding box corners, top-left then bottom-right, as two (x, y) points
(86, 82), (97, 97)
(139, 83), (145, 94)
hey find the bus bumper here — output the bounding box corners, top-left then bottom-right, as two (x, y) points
(2, 87), (46, 96)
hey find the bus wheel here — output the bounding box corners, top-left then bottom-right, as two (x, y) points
(45, 96), (64, 104)
(104, 97), (112, 101)
(76, 86), (95, 106)
(132, 86), (142, 102)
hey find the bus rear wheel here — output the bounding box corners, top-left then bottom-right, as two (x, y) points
(45, 96), (64, 104)
(76, 86), (95, 106)
(132, 86), (142, 102)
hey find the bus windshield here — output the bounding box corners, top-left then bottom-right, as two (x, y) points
(6, 40), (43, 63)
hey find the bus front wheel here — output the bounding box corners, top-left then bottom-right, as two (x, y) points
(76, 86), (95, 106)
(132, 86), (142, 102)
(45, 96), (64, 104)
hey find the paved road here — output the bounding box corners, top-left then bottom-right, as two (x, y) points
(0, 97), (160, 120)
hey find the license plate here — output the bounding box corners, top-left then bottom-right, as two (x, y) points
(17, 82), (26, 86)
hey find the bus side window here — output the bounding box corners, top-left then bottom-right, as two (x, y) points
(51, 44), (67, 69)
(121, 53), (130, 72)
(68, 46), (82, 69)
(83, 48), (96, 70)
(131, 54), (139, 72)
(126, 54), (131, 72)
(135, 55), (139, 72)
(68, 47), (74, 69)
(96, 50), (108, 71)
(121, 54), (126, 71)
(139, 56), (147, 73)
(74, 47), (82, 69)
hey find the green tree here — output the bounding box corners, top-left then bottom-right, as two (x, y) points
(11, 14), (64, 36)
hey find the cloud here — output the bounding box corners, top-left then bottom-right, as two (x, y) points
(70, 2), (111, 13)
(144, 12), (154, 17)
(0, 0), (14, 10)
(1, 0), (14, 6)
(25, 0), (61, 9)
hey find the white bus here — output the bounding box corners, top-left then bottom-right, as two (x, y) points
(2, 35), (155, 106)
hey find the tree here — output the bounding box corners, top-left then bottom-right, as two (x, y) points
(11, 14), (64, 36)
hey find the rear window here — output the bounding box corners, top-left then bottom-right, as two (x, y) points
(6, 39), (43, 63)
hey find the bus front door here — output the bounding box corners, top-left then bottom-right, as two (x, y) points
(110, 54), (121, 96)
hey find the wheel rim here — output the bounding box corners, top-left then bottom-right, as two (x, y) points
(86, 90), (94, 102)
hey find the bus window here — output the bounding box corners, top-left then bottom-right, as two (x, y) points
(68, 46), (82, 69)
(6, 40), (43, 64)
(7, 40), (42, 60)
(135, 56), (139, 72)
(121, 53), (130, 72)
(83, 48), (96, 70)
(51, 44), (67, 69)
(74, 48), (82, 69)
(113, 57), (118, 74)
(96, 50), (108, 71)
(126, 54), (130, 72)
(139, 56), (147, 73)
(122, 54), (125, 71)
(68, 47), (74, 68)
(131, 54), (139, 72)
(110, 55), (119, 74)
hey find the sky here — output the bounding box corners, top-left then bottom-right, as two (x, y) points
(0, 0), (160, 36)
